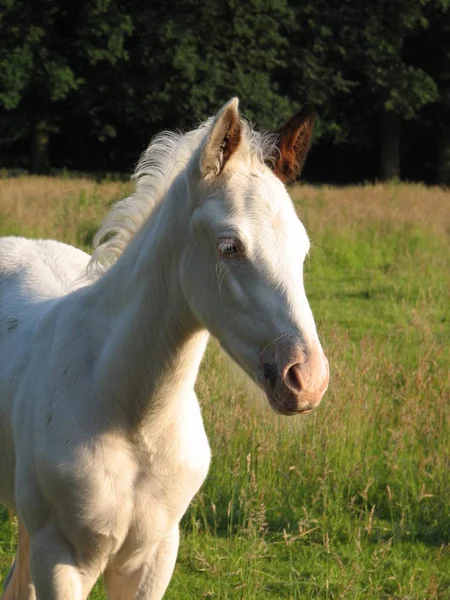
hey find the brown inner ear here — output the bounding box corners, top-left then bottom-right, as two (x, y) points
(268, 104), (315, 183)
(220, 109), (242, 171)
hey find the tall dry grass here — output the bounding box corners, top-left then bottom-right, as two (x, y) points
(292, 182), (450, 235)
(0, 176), (132, 246)
(1, 177), (449, 240)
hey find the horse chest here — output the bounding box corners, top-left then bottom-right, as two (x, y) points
(132, 414), (211, 520)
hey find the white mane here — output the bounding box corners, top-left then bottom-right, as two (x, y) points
(88, 118), (277, 276)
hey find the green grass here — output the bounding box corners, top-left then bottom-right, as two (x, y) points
(0, 180), (449, 598)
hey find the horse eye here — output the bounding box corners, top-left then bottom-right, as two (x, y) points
(218, 239), (242, 257)
(219, 242), (238, 255)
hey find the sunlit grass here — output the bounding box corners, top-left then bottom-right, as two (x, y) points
(0, 177), (449, 598)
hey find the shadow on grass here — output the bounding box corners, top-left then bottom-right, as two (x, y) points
(333, 286), (393, 300)
(182, 494), (450, 549)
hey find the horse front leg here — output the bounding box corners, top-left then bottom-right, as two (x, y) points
(104, 526), (179, 600)
(28, 523), (100, 600)
(2, 519), (35, 600)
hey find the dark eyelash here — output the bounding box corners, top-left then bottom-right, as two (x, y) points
(217, 238), (245, 258)
(221, 242), (238, 254)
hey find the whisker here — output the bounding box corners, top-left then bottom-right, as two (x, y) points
(258, 333), (290, 358)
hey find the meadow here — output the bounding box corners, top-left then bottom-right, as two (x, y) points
(0, 176), (449, 599)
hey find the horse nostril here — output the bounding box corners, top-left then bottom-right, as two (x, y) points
(285, 363), (303, 394)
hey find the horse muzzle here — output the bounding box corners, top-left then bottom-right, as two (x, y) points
(260, 341), (329, 416)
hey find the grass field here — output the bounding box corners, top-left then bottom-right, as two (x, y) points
(0, 176), (449, 599)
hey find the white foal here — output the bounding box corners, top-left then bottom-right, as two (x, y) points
(0, 99), (329, 600)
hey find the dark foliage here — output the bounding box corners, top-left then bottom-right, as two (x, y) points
(0, 0), (449, 182)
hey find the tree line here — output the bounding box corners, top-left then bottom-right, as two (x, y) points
(0, 0), (449, 184)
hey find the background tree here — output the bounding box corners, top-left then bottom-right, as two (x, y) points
(0, 0), (448, 183)
(341, 0), (439, 180)
(0, 0), (131, 173)
(415, 1), (450, 184)
(113, 0), (294, 133)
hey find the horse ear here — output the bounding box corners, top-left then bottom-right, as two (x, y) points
(200, 98), (242, 178)
(268, 104), (315, 183)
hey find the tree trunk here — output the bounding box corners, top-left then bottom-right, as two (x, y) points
(379, 111), (400, 180)
(30, 119), (50, 174)
(437, 125), (450, 186)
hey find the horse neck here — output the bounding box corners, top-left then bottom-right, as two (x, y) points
(84, 174), (208, 430)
